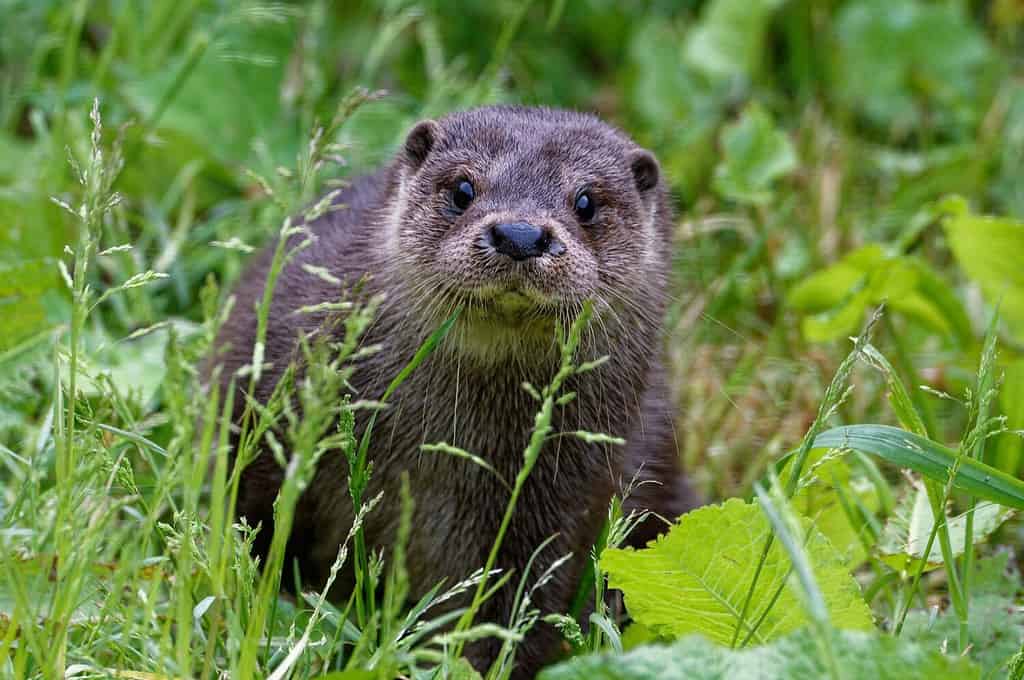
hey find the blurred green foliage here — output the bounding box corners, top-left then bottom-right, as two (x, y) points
(2, 2), (1024, 677)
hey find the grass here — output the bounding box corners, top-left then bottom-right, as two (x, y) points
(2, 1), (1024, 678)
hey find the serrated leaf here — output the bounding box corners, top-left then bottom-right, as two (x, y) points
(878, 482), (1014, 572)
(812, 425), (1024, 510)
(904, 257), (973, 346)
(538, 628), (979, 680)
(621, 622), (662, 651)
(600, 498), (872, 646)
(713, 104), (797, 206)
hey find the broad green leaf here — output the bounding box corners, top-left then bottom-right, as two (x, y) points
(621, 623), (662, 651)
(538, 629), (979, 680)
(941, 196), (1024, 338)
(121, 19), (299, 170)
(600, 499), (872, 646)
(59, 323), (195, 401)
(812, 425), (1024, 510)
(905, 258), (973, 346)
(875, 260), (969, 341)
(712, 104), (797, 206)
(878, 482), (1014, 572)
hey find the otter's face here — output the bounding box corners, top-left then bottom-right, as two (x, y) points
(386, 108), (668, 359)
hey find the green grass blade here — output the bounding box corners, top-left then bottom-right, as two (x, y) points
(813, 425), (1024, 510)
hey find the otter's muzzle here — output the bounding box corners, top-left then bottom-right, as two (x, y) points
(488, 221), (562, 261)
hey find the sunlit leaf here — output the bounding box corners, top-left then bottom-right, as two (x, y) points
(995, 359), (1024, 474)
(601, 499), (872, 646)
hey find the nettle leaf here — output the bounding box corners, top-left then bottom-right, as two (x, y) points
(538, 628), (979, 680)
(941, 196), (1024, 340)
(712, 104), (797, 206)
(901, 554), (1023, 676)
(57, 323), (196, 403)
(877, 482), (1014, 573)
(621, 623), (662, 651)
(799, 289), (873, 344)
(600, 498), (872, 646)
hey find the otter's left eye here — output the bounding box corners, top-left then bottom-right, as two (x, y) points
(574, 190), (596, 223)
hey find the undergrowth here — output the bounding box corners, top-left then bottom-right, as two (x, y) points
(2, 2), (1024, 679)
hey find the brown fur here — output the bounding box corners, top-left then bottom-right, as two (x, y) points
(210, 106), (694, 678)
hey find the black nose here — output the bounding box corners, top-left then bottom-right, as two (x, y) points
(488, 222), (552, 261)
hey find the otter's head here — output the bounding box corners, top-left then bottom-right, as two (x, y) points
(385, 106), (670, 361)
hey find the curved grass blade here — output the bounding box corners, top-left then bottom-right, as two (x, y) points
(813, 425), (1024, 510)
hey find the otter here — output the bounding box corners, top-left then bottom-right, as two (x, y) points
(211, 105), (693, 677)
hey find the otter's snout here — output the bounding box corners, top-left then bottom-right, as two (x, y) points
(487, 222), (562, 261)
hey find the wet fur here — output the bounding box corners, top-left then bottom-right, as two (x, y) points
(210, 106), (694, 678)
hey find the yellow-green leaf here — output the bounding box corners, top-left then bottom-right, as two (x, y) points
(601, 499), (873, 646)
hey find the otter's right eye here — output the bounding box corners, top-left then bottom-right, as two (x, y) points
(452, 180), (475, 213)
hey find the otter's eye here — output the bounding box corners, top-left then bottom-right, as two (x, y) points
(574, 190), (596, 223)
(452, 180), (475, 213)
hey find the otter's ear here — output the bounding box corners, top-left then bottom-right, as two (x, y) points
(402, 119), (442, 171)
(628, 149), (660, 194)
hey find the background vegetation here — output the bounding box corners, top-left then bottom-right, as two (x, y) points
(1, 0), (1023, 678)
